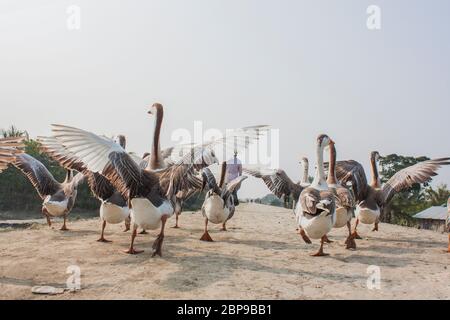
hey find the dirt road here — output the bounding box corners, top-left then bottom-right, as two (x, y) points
(0, 203), (448, 299)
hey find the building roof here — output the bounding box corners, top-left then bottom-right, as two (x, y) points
(413, 206), (448, 221)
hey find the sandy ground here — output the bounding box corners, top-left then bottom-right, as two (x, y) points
(0, 203), (448, 300)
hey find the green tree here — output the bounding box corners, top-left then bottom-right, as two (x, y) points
(1, 125), (28, 139)
(424, 184), (450, 206)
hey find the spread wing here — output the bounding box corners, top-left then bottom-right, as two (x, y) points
(222, 175), (248, 201)
(51, 124), (155, 199)
(0, 137), (25, 173)
(51, 124), (124, 174)
(171, 125), (270, 167)
(325, 160), (369, 202)
(380, 158), (450, 205)
(244, 167), (303, 200)
(38, 136), (117, 200)
(13, 153), (61, 199)
(51, 124), (269, 200)
(37, 136), (86, 173)
(84, 171), (115, 200)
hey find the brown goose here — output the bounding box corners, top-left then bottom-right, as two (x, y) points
(51, 123), (268, 257)
(243, 157), (309, 209)
(38, 135), (132, 242)
(0, 137), (25, 173)
(295, 134), (336, 257)
(139, 103), (202, 230)
(326, 140), (356, 249)
(199, 163), (247, 241)
(332, 152), (450, 239)
(13, 153), (85, 230)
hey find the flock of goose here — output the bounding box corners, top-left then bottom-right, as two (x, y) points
(0, 103), (449, 257)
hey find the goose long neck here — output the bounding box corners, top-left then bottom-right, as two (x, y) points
(301, 159), (309, 184)
(218, 162), (227, 188)
(147, 107), (163, 170)
(312, 143), (326, 187)
(64, 169), (73, 183)
(326, 143), (338, 185)
(370, 158), (381, 188)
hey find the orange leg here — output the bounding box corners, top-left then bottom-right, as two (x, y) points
(124, 224), (144, 254)
(97, 220), (112, 242)
(299, 227), (312, 244)
(42, 207), (52, 227)
(123, 216), (130, 232)
(323, 235), (333, 243)
(311, 235), (329, 257)
(200, 218), (213, 242)
(60, 215), (69, 231)
(172, 211), (180, 228)
(220, 222), (227, 231)
(345, 221), (357, 250)
(152, 215), (168, 257)
(447, 234), (450, 253)
(351, 218), (362, 239)
(372, 221), (379, 232)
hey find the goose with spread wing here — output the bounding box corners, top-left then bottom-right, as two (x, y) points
(13, 153), (85, 230)
(200, 163), (247, 241)
(51, 123), (269, 257)
(333, 152), (450, 239)
(296, 134), (336, 257)
(38, 135), (133, 242)
(243, 157), (309, 209)
(0, 136), (25, 173)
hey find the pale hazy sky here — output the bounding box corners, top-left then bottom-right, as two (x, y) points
(1, 0), (449, 197)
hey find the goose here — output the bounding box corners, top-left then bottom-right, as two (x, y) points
(243, 156), (309, 210)
(51, 123), (268, 257)
(326, 140), (356, 250)
(332, 152), (450, 239)
(38, 135), (133, 242)
(0, 137), (25, 173)
(139, 103), (203, 229)
(13, 153), (85, 230)
(296, 134), (336, 257)
(200, 163), (247, 241)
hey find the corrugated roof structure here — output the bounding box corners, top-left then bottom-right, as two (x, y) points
(413, 206), (448, 220)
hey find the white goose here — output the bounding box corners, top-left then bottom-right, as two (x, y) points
(332, 152), (450, 239)
(51, 123), (269, 256)
(296, 134), (336, 256)
(200, 163), (247, 241)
